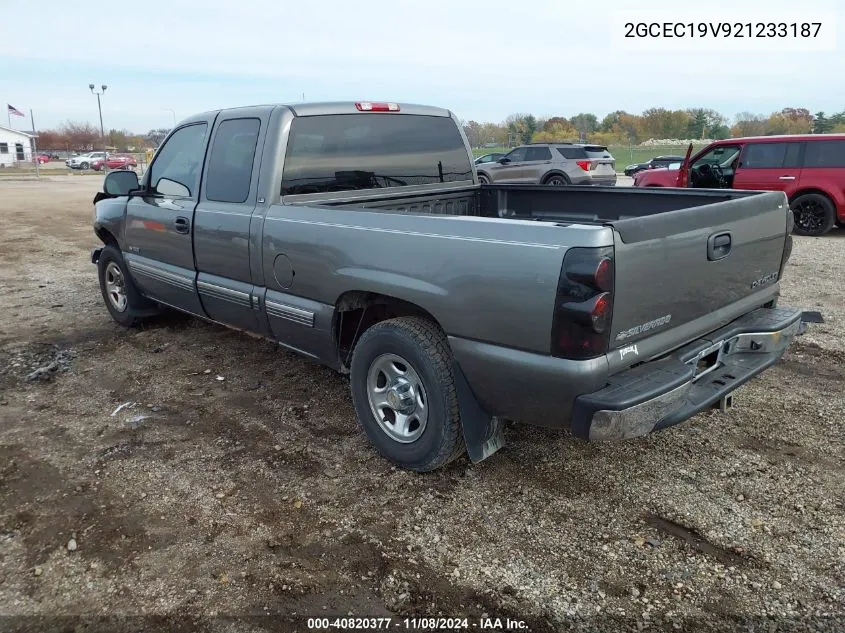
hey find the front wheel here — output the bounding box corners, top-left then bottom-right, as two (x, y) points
(80, 161), (89, 170)
(791, 193), (836, 236)
(97, 245), (159, 327)
(350, 317), (465, 472)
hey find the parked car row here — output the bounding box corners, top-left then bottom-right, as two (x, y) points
(65, 151), (137, 171)
(633, 134), (845, 236)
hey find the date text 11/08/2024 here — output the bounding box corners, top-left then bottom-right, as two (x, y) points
(306, 617), (528, 630)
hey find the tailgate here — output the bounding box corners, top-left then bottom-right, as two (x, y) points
(607, 190), (790, 351)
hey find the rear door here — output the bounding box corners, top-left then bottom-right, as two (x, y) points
(193, 110), (267, 332)
(732, 141), (803, 196)
(124, 119), (212, 316)
(608, 190), (789, 353)
(522, 146), (553, 183)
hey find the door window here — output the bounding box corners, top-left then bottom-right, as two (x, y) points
(693, 145), (741, 168)
(150, 123), (208, 198)
(803, 140), (845, 167)
(205, 118), (260, 203)
(525, 147), (552, 161)
(504, 147), (528, 162)
(741, 143), (787, 168)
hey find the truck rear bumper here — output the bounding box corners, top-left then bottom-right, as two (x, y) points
(571, 307), (803, 441)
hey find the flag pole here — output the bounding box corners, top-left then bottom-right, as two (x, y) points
(31, 109), (39, 179)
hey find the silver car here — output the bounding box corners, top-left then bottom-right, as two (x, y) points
(475, 143), (617, 186)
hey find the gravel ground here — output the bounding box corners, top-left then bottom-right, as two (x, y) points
(0, 178), (843, 633)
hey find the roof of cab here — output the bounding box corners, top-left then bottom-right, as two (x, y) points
(177, 102), (454, 127)
(288, 102), (451, 117)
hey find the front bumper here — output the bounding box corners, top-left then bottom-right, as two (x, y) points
(571, 307), (803, 441)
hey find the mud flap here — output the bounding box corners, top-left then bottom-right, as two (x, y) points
(798, 310), (823, 335)
(452, 361), (505, 463)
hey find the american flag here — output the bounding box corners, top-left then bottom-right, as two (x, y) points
(7, 104), (24, 117)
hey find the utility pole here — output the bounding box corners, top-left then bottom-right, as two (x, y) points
(89, 83), (107, 155)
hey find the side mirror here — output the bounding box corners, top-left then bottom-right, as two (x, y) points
(498, 157), (510, 164)
(103, 169), (139, 196)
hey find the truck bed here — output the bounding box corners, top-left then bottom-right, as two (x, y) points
(297, 183), (756, 227)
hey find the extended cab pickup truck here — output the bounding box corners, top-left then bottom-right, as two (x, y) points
(92, 101), (804, 471)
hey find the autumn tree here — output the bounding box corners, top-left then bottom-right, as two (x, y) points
(33, 129), (64, 151)
(569, 112), (598, 134)
(532, 120), (578, 143)
(506, 113), (537, 145)
(731, 112), (767, 137)
(59, 121), (99, 151)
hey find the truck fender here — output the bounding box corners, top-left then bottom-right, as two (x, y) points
(452, 360), (505, 463)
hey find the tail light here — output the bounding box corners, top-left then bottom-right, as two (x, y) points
(575, 160), (591, 172)
(355, 102), (400, 112)
(551, 247), (615, 360)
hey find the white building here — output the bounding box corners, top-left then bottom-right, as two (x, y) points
(0, 126), (36, 167)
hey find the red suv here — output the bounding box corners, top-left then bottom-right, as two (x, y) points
(633, 134), (845, 236)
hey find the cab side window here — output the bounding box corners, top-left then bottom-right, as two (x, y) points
(205, 118), (260, 203)
(150, 123), (208, 198)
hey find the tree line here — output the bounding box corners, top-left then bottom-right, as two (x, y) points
(34, 122), (171, 152)
(463, 107), (845, 148)
(32, 106), (845, 152)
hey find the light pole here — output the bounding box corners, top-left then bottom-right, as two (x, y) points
(163, 108), (176, 127)
(89, 83), (107, 153)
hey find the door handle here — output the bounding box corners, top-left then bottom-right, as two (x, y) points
(778, 176), (796, 181)
(174, 216), (190, 234)
(707, 231), (732, 261)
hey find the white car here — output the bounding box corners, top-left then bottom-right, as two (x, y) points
(66, 152), (107, 170)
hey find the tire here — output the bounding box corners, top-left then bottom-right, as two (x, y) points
(80, 161), (89, 170)
(477, 173), (490, 184)
(544, 174), (569, 186)
(791, 193), (836, 236)
(350, 317), (465, 472)
(97, 244), (158, 327)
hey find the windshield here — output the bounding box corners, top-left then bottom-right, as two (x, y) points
(281, 114), (474, 195)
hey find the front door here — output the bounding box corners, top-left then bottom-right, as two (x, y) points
(123, 120), (212, 316)
(732, 141), (803, 197)
(487, 146), (528, 183)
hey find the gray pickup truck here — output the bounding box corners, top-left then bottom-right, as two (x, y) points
(92, 101), (803, 471)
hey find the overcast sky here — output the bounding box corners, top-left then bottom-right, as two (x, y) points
(1, 0), (841, 132)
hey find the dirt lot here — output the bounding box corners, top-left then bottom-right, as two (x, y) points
(0, 178), (843, 632)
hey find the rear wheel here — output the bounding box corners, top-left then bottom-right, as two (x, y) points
(791, 193), (836, 236)
(544, 174), (569, 186)
(477, 173), (490, 184)
(350, 317), (465, 472)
